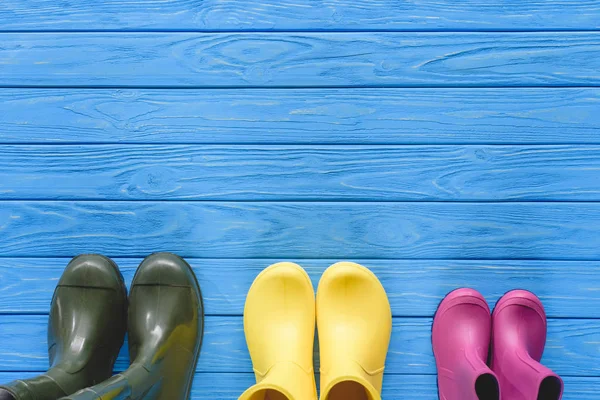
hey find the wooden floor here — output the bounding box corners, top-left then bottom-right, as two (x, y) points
(1, 1), (599, 399)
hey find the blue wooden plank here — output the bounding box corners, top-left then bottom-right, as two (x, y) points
(2, 88), (599, 145)
(0, 372), (595, 400)
(3, 144), (600, 201)
(1, 201), (600, 259)
(1, 1), (599, 32)
(0, 315), (596, 376)
(1, 258), (598, 317)
(1, 33), (599, 87)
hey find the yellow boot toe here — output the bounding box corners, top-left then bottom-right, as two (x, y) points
(317, 262), (392, 400)
(239, 262), (317, 400)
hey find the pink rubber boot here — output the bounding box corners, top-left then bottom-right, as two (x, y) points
(432, 288), (500, 400)
(491, 290), (563, 400)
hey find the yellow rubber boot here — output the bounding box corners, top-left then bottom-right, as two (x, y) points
(317, 262), (392, 400)
(239, 262), (318, 400)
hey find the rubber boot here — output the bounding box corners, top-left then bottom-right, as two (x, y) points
(432, 288), (500, 400)
(0, 255), (128, 400)
(239, 262), (317, 400)
(491, 290), (563, 400)
(60, 252), (203, 400)
(317, 262), (392, 400)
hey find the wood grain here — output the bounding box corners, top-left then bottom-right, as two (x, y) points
(3, 144), (600, 201)
(0, 1), (598, 396)
(1, 201), (600, 259)
(2, 88), (599, 144)
(1, 257), (599, 318)
(0, 372), (594, 400)
(1, 33), (600, 87)
(0, 315), (597, 376)
(0, 1), (598, 31)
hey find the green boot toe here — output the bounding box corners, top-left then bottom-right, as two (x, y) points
(62, 252), (204, 400)
(0, 255), (128, 400)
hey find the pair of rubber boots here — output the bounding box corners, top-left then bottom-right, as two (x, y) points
(432, 288), (563, 400)
(0, 253), (203, 400)
(239, 262), (392, 400)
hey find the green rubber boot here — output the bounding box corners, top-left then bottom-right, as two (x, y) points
(0, 255), (128, 400)
(61, 252), (204, 400)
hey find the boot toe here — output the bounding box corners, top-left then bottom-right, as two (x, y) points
(432, 288), (492, 371)
(249, 262), (314, 299)
(493, 289), (546, 321)
(132, 252), (198, 288)
(244, 262), (315, 339)
(243, 263), (317, 400)
(434, 288), (489, 321)
(316, 263), (391, 400)
(317, 262), (391, 320)
(58, 254), (123, 289)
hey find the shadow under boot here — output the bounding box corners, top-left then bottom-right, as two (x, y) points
(0, 255), (128, 400)
(61, 253), (204, 400)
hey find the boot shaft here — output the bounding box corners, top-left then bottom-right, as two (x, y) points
(493, 351), (562, 400)
(320, 360), (382, 400)
(240, 361), (317, 400)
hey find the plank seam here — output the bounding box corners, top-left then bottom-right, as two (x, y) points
(6, 199), (600, 204)
(2, 85), (600, 89)
(0, 198), (600, 203)
(2, 29), (600, 33)
(3, 199), (600, 203)
(3, 142), (600, 146)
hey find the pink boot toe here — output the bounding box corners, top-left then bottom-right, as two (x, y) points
(491, 290), (563, 400)
(433, 288), (500, 400)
